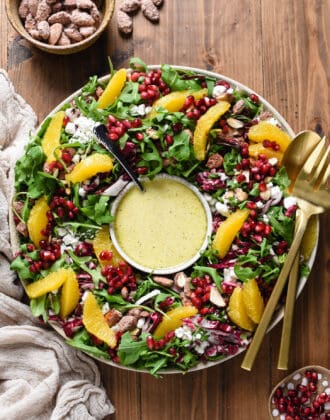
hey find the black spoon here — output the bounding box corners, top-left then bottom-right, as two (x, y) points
(94, 124), (144, 192)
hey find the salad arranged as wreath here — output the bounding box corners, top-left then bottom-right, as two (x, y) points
(11, 58), (309, 375)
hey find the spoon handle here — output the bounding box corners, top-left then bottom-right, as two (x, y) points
(241, 210), (309, 371)
(277, 251), (300, 370)
(94, 124), (144, 192)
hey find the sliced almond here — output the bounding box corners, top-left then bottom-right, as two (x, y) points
(209, 286), (226, 307)
(227, 117), (244, 129)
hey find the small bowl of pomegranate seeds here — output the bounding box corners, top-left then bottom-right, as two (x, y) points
(269, 366), (330, 419)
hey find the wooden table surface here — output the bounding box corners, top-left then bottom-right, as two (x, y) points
(1, 1), (329, 419)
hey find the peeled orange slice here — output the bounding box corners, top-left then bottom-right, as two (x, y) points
(41, 111), (65, 162)
(82, 292), (117, 348)
(65, 153), (113, 183)
(153, 305), (198, 339)
(248, 121), (291, 153)
(60, 269), (80, 319)
(148, 89), (208, 119)
(228, 286), (255, 332)
(25, 268), (71, 299)
(248, 143), (283, 163)
(93, 225), (124, 267)
(242, 279), (264, 324)
(193, 101), (231, 160)
(27, 196), (50, 247)
(97, 69), (127, 109)
(212, 208), (250, 259)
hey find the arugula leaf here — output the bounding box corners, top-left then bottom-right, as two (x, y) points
(30, 295), (48, 320)
(28, 171), (62, 199)
(234, 265), (260, 281)
(129, 57), (148, 72)
(267, 206), (294, 243)
(223, 149), (241, 175)
(167, 131), (193, 161)
(10, 255), (35, 280)
(138, 138), (163, 177)
(272, 166), (291, 190)
(67, 329), (109, 359)
(118, 81), (140, 104)
(192, 265), (223, 290)
(80, 195), (113, 225)
(160, 65), (201, 91)
(118, 332), (149, 365)
(15, 144), (46, 191)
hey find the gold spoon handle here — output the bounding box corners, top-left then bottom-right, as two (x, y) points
(241, 211), (309, 371)
(277, 251), (300, 370)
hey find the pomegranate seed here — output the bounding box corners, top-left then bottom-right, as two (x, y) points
(137, 166), (148, 174)
(108, 132), (119, 141)
(165, 134), (174, 146)
(99, 250), (113, 261)
(250, 93), (259, 103)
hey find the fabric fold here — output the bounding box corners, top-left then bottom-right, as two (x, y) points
(0, 69), (114, 419)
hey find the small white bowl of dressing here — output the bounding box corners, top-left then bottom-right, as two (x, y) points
(110, 174), (213, 275)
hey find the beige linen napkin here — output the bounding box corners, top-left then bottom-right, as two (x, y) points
(0, 70), (115, 419)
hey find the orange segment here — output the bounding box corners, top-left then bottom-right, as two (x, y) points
(227, 286), (255, 332)
(25, 268), (71, 299)
(27, 196), (50, 247)
(97, 69), (127, 109)
(212, 208), (250, 259)
(148, 89), (208, 119)
(60, 269), (80, 319)
(65, 153), (113, 183)
(153, 305), (198, 339)
(93, 225), (124, 267)
(242, 279), (264, 324)
(82, 292), (117, 348)
(41, 111), (65, 162)
(248, 143), (283, 163)
(193, 101), (231, 160)
(248, 121), (291, 153)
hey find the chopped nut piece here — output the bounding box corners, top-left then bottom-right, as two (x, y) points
(141, 0), (159, 22)
(18, 0), (30, 19)
(79, 25), (96, 37)
(35, 0), (51, 22)
(104, 309), (122, 327)
(206, 153), (223, 169)
(64, 26), (83, 42)
(116, 315), (137, 332)
(153, 276), (174, 287)
(28, 0), (39, 17)
(37, 20), (50, 40)
(234, 188), (248, 202)
(48, 22), (63, 44)
(117, 10), (133, 34)
(174, 271), (187, 289)
(48, 11), (72, 25)
(119, 0), (141, 13)
(209, 286), (226, 307)
(227, 117), (244, 129)
(71, 9), (95, 26)
(58, 32), (71, 45)
(232, 99), (245, 114)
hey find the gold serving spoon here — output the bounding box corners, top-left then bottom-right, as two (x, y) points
(241, 132), (329, 371)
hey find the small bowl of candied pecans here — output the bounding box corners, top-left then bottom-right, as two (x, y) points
(5, 0), (115, 55)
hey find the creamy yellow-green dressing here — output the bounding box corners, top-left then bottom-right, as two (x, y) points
(112, 177), (208, 270)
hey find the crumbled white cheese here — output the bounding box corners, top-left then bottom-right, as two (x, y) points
(283, 196), (297, 209)
(137, 318), (145, 329)
(268, 157), (278, 166)
(72, 154), (81, 164)
(270, 185), (282, 203)
(242, 170), (250, 182)
(135, 289), (161, 305)
(227, 88), (233, 94)
(175, 325), (193, 341)
(223, 267), (238, 283)
(256, 201), (264, 209)
(266, 117), (279, 126)
(215, 201), (230, 217)
(129, 104), (151, 117)
(272, 409), (279, 417)
(78, 187), (87, 198)
(102, 302), (110, 314)
(263, 214), (269, 223)
(287, 382), (294, 390)
(65, 116), (97, 144)
(293, 373), (301, 380)
(81, 291), (89, 303)
(194, 340), (209, 354)
(218, 172), (229, 181)
(212, 85), (227, 97)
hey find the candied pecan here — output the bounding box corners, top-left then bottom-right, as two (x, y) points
(79, 26), (96, 37)
(48, 22), (63, 44)
(64, 26), (83, 42)
(18, 0), (30, 19)
(116, 10), (133, 34)
(152, 0), (163, 5)
(51, 2), (63, 12)
(48, 11), (72, 25)
(259, 111), (273, 120)
(232, 99), (245, 114)
(119, 0), (141, 13)
(28, 0), (39, 17)
(116, 315), (137, 332)
(141, 0), (159, 22)
(105, 309), (123, 327)
(12, 201), (24, 215)
(25, 13), (37, 34)
(76, 0), (94, 9)
(58, 32), (71, 45)
(63, 0), (77, 8)
(71, 9), (95, 26)
(206, 153), (223, 169)
(37, 20), (50, 40)
(35, 0), (51, 22)
(152, 276), (174, 287)
(16, 221), (28, 237)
